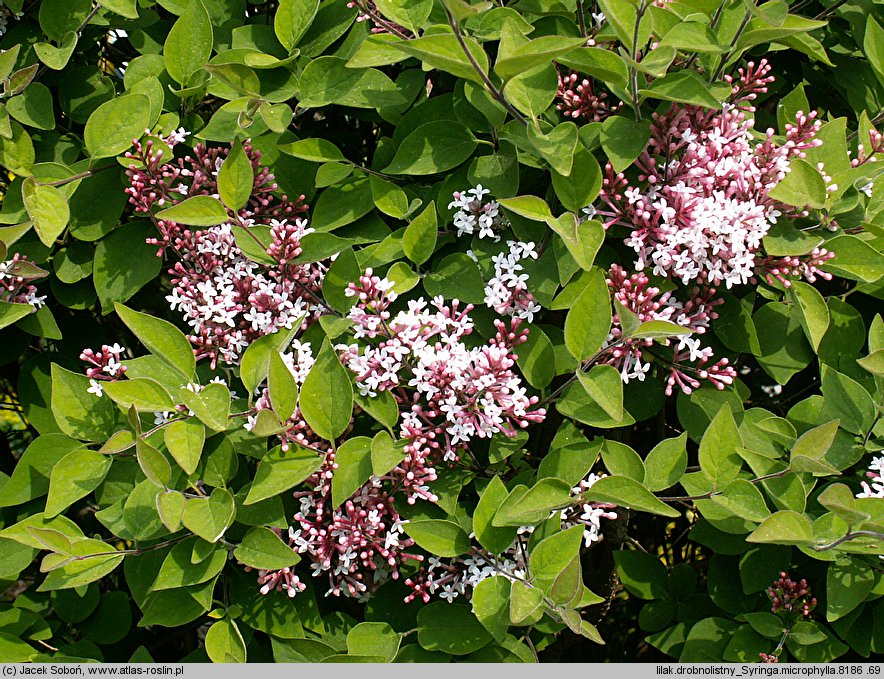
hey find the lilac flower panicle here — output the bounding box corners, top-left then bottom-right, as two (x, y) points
(125, 135), (324, 368)
(595, 60), (831, 290)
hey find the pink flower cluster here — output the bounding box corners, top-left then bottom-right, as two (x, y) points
(288, 449), (422, 599)
(125, 134), (325, 367)
(767, 571), (817, 618)
(80, 344), (127, 397)
(597, 60), (829, 289)
(337, 270), (546, 503)
(603, 264), (735, 395)
(556, 71), (622, 122)
(0, 253), (46, 310)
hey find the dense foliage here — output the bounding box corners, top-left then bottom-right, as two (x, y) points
(0, 0), (882, 664)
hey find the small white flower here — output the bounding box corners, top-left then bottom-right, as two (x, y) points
(87, 379), (104, 397)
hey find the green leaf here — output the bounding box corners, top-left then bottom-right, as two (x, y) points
(239, 326), (298, 398)
(767, 158), (827, 209)
(746, 510), (814, 545)
(331, 436), (373, 507)
(370, 431), (405, 477)
(472, 576), (511, 643)
(181, 488), (236, 543)
(613, 550), (668, 599)
(405, 519), (471, 557)
(7, 83), (56, 130)
(280, 138), (346, 163)
(156, 491), (187, 532)
(817, 484), (870, 527)
(710, 479), (770, 523)
(0, 631), (36, 662)
(495, 35), (585, 81)
(156, 195), (230, 227)
(115, 303), (196, 381)
(820, 235), (884, 283)
(402, 201), (437, 265)
(424, 253), (485, 303)
(299, 57), (405, 109)
(84, 94), (149, 159)
(857, 350), (884, 376)
(136, 438), (172, 487)
(300, 341), (353, 441)
(383, 122), (477, 175)
(630, 320), (693, 340)
(643, 433), (688, 492)
(556, 47), (628, 89)
(44, 449), (112, 518)
(103, 378), (174, 412)
(819, 366), (875, 435)
(179, 383), (230, 432)
(548, 214), (604, 271)
(493, 478), (572, 526)
(206, 619), (247, 663)
(386, 34), (489, 85)
(600, 116), (651, 173)
(152, 538), (227, 590)
(245, 445), (324, 505)
(217, 139), (254, 212)
(94, 221), (163, 313)
(503, 63), (558, 119)
(22, 177), (70, 246)
(268, 350), (299, 422)
(50, 365), (116, 442)
(275, 0), (319, 50)
(698, 406), (744, 486)
(564, 267), (611, 360)
(473, 476), (519, 554)
(754, 301), (813, 384)
(584, 475), (680, 517)
(346, 622), (401, 663)
(234, 527), (300, 571)
(497, 194), (553, 222)
(526, 121), (578, 176)
(100, 0), (139, 18)
(577, 364), (623, 421)
(33, 31), (78, 71)
(164, 0), (213, 86)
(640, 71), (722, 109)
(0, 301), (34, 330)
(551, 147), (602, 213)
(37, 538), (125, 591)
(601, 440), (644, 481)
(865, 15), (884, 86)
(0, 121), (35, 176)
(0, 434), (85, 508)
(164, 418), (206, 476)
(529, 525), (584, 592)
(417, 602), (492, 656)
(826, 561), (874, 622)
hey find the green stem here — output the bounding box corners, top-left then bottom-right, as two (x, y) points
(442, 3), (528, 126)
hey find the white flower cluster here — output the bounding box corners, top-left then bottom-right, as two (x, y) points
(426, 552), (527, 603)
(856, 456), (884, 499)
(166, 220), (314, 364)
(628, 189), (772, 288)
(483, 240), (542, 323)
(449, 184), (503, 241)
(520, 472), (618, 548)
